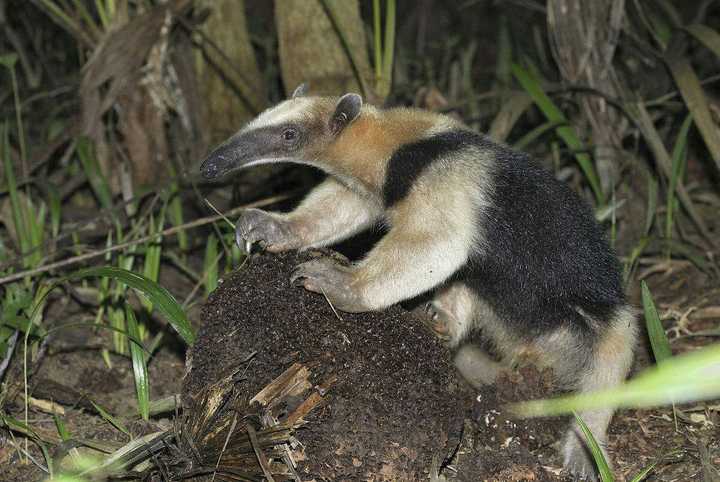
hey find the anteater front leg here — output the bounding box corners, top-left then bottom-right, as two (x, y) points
(292, 202), (475, 312)
(236, 177), (382, 252)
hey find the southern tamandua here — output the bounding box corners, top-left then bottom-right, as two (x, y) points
(200, 84), (637, 480)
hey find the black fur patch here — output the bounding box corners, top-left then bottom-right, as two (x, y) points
(455, 137), (625, 338)
(382, 128), (624, 338)
(382, 130), (478, 207)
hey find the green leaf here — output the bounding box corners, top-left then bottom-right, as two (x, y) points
(666, 113), (692, 248)
(108, 305), (126, 355)
(685, 24), (720, 58)
(644, 175), (658, 236)
(0, 53), (18, 68)
(90, 401), (131, 438)
(659, 239), (709, 273)
(513, 120), (564, 151)
(54, 413), (71, 441)
(511, 63), (604, 205)
(629, 102), (713, 241)
(666, 37), (720, 175)
(2, 123), (31, 264)
(511, 343), (720, 417)
(76, 137), (113, 210)
(574, 413), (614, 482)
(68, 266), (195, 345)
(1, 414), (53, 475)
(125, 306), (149, 420)
(629, 461), (658, 482)
(142, 213), (165, 312)
(641, 281), (672, 364)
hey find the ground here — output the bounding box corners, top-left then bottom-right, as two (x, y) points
(1, 252), (718, 481)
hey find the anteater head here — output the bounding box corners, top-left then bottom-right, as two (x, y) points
(200, 84), (364, 181)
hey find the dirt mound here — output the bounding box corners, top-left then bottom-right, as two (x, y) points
(184, 251), (472, 480)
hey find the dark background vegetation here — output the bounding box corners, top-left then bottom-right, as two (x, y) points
(0, 0), (719, 480)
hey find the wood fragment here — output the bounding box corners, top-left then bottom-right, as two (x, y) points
(286, 375), (336, 426)
(250, 363), (311, 408)
(247, 425), (276, 482)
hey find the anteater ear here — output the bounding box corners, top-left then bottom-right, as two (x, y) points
(291, 83), (309, 99)
(330, 93), (363, 135)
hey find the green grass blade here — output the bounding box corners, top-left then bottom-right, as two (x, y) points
(512, 343), (720, 417)
(644, 174), (658, 236)
(685, 24), (720, 58)
(641, 281), (672, 363)
(2, 123), (31, 265)
(659, 239), (709, 273)
(76, 137), (113, 211)
(317, 0), (367, 98)
(108, 306), (126, 355)
(513, 120), (564, 151)
(574, 413), (614, 482)
(125, 306), (149, 420)
(624, 236), (650, 283)
(106, 0), (115, 19)
(1, 414), (53, 475)
(0, 53), (18, 68)
(495, 15), (512, 87)
(373, 0), (382, 80)
(382, 0), (396, 93)
(6, 56), (27, 166)
(488, 91), (533, 142)
(69, 266), (195, 345)
(511, 63), (604, 205)
(89, 401), (131, 438)
(147, 394), (179, 416)
(629, 102), (714, 242)
(37, 0), (90, 45)
(95, 0), (109, 28)
(142, 213), (164, 313)
(666, 39), (720, 174)
(629, 461), (658, 482)
(53, 413), (71, 441)
(665, 114), (692, 246)
(69, 0), (101, 39)
(44, 321), (148, 350)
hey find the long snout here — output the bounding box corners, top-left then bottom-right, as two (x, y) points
(200, 143), (242, 180)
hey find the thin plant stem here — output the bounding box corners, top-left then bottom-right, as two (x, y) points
(10, 64), (27, 177)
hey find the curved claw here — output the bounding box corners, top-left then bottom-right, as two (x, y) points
(289, 266), (307, 286)
(234, 208), (300, 253)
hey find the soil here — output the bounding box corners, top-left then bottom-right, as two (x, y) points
(2, 251), (718, 482)
(185, 250), (472, 481)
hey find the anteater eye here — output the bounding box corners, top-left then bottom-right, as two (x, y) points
(282, 128), (297, 141)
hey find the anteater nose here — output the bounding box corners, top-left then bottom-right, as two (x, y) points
(201, 160), (219, 179)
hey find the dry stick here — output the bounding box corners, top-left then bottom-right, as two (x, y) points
(246, 425), (276, 482)
(0, 193), (294, 286)
(211, 412), (239, 482)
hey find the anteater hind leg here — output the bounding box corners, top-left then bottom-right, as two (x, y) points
(428, 283), (504, 387)
(537, 307), (637, 481)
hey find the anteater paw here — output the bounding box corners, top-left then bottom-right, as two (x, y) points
(563, 430), (602, 482)
(235, 209), (300, 252)
(290, 258), (369, 313)
(421, 302), (452, 342)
